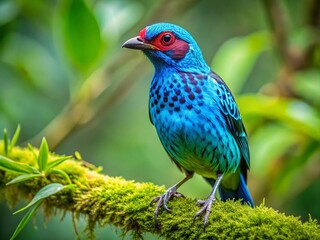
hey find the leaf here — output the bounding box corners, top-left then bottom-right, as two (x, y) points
(14, 183), (65, 214)
(211, 31), (270, 93)
(27, 143), (37, 159)
(0, 155), (39, 174)
(47, 156), (72, 170)
(74, 151), (82, 160)
(6, 173), (42, 185)
(48, 169), (72, 184)
(58, 0), (102, 74)
(3, 128), (8, 155)
(37, 137), (49, 172)
(10, 201), (42, 240)
(293, 69), (320, 105)
(250, 124), (297, 174)
(9, 124), (21, 150)
(238, 95), (320, 140)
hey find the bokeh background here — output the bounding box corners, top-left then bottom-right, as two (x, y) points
(0, 0), (319, 239)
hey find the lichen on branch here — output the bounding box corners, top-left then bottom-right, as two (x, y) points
(0, 142), (319, 239)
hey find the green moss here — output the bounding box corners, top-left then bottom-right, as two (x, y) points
(0, 141), (319, 239)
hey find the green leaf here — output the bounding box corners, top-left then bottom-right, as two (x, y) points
(74, 151), (82, 160)
(14, 183), (65, 214)
(47, 156), (72, 170)
(48, 169), (72, 184)
(0, 155), (39, 174)
(9, 124), (21, 151)
(10, 201), (42, 240)
(238, 95), (320, 140)
(211, 31), (270, 93)
(58, 0), (102, 74)
(250, 124), (297, 174)
(37, 138), (49, 172)
(293, 69), (320, 105)
(6, 173), (42, 185)
(27, 143), (37, 159)
(3, 128), (8, 155)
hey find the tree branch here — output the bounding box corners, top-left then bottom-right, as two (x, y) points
(0, 142), (319, 239)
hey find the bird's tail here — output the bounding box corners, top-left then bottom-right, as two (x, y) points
(218, 173), (254, 207)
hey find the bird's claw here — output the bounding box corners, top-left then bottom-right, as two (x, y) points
(195, 199), (206, 206)
(151, 189), (184, 225)
(194, 197), (216, 228)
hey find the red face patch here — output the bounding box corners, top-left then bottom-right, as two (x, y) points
(144, 31), (190, 60)
(139, 27), (147, 40)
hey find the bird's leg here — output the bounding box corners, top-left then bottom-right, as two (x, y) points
(194, 173), (224, 227)
(151, 172), (193, 225)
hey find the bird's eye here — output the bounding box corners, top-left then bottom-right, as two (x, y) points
(160, 33), (175, 46)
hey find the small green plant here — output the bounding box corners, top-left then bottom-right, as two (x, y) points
(10, 183), (75, 240)
(3, 125), (21, 156)
(0, 127), (75, 240)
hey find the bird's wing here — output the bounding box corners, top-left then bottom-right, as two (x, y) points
(148, 98), (154, 125)
(209, 71), (250, 172)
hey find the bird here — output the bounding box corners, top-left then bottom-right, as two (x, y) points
(122, 22), (254, 227)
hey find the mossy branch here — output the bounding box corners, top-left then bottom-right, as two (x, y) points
(0, 143), (319, 239)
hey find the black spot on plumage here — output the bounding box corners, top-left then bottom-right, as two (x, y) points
(173, 79), (177, 83)
(169, 102), (174, 107)
(172, 96), (178, 101)
(195, 87), (202, 94)
(209, 147), (217, 163)
(164, 97), (168, 102)
(187, 73), (195, 81)
(201, 144), (210, 158)
(180, 73), (187, 84)
(196, 74), (205, 80)
(190, 79), (198, 85)
(185, 86), (191, 93)
(174, 89), (181, 95)
(179, 97), (186, 104)
(188, 92), (195, 100)
(164, 91), (169, 97)
(156, 109), (160, 114)
(157, 94), (161, 100)
(160, 104), (165, 109)
(169, 83), (174, 89)
(222, 93), (226, 100)
(174, 106), (180, 112)
(187, 104), (193, 110)
(216, 88), (221, 96)
(154, 99), (158, 105)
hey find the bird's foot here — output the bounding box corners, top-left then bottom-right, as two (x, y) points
(194, 196), (216, 228)
(150, 186), (184, 225)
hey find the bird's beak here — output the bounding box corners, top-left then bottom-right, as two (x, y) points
(122, 36), (155, 50)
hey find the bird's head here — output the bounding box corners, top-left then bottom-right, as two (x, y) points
(122, 23), (210, 73)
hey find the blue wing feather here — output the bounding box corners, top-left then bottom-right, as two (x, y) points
(210, 71), (250, 174)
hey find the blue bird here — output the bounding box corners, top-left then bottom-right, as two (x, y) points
(122, 23), (254, 227)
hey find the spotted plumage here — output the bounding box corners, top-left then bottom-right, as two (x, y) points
(122, 22), (254, 227)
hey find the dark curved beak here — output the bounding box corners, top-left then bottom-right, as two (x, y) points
(122, 36), (154, 50)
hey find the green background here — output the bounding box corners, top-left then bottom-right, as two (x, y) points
(0, 0), (319, 239)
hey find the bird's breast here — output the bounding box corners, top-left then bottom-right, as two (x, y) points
(149, 71), (241, 176)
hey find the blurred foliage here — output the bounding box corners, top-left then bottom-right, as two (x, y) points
(0, 0), (319, 239)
